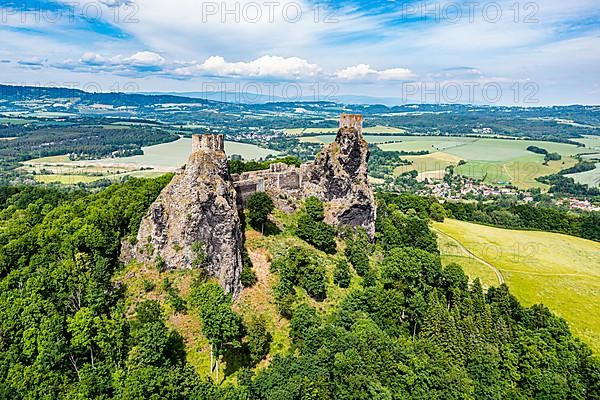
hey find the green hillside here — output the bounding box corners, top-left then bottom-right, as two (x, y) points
(434, 218), (600, 353)
(0, 181), (598, 398)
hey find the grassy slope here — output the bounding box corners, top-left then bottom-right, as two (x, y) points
(435, 229), (500, 288)
(433, 218), (600, 353)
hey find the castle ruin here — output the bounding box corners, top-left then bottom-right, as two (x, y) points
(230, 113), (376, 238)
(192, 133), (225, 153)
(125, 114), (376, 297)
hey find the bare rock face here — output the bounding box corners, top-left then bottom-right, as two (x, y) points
(128, 135), (243, 296)
(303, 116), (377, 238)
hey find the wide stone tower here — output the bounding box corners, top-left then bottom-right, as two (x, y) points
(303, 114), (376, 238)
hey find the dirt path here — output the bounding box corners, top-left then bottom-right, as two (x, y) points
(434, 228), (506, 285)
(502, 163), (514, 183)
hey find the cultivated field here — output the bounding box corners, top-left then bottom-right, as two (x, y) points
(91, 137), (280, 169)
(433, 219), (600, 353)
(21, 138), (280, 184)
(311, 134), (587, 189)
(287, 125), (406, 136)
(566, 163), (600, 187)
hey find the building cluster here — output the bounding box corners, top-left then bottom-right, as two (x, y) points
(418, 178), (520, 201)
(558, 197), (600, 212)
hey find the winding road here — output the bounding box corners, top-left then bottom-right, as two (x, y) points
(434, 228), (506, 285)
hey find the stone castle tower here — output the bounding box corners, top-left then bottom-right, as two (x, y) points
(126, 132), (244, 296)
(192, 134), (225, 153)
(339, 114), (363, 132)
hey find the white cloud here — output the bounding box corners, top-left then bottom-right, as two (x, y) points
(174, 55), (322, 79)
(335, 64), (372, 80)
(76, 51), (165, 72)
(377, 68), (415, 80)
(124, 51), (166, 67)
(81, 52), (114, 66)
(17, 57), (47, 69)
(335, 64), (414, 81)
(49, 50), (416, 83)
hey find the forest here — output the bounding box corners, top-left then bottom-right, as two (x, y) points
(0, 126), (177, 163)
(0, 177), (598, 399)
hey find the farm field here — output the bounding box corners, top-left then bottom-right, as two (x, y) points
(574, 135), (600, 150)
(0, 117), (34, 125)
(34, 174), (107, 184)
(310, 134), (585, 188)
(569, 136), (600, 187)
(394, 152), (462, 181)
(92, 137), (280, 168)
(566, 163), (600, 187)
(23, 138), (280, 181)
(287, 125), (406, 136)
(433, 218), (600, 353)
(32, 170), (167, 184)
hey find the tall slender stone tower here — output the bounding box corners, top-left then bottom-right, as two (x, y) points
(127, 134), (244, 296)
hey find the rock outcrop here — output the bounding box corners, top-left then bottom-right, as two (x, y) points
(302, 115), (376, 238)
(127, 134), (244, 296)
(124, 114), (376, 297)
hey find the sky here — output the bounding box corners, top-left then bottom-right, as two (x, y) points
(0, 0), (599, 105)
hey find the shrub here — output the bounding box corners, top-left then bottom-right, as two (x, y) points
(191, 241), (208, 267)
(241, 266), (257, 288)
(155, 255), (165, 272)
(142, 279), (156, 292)
(345, 228), (371, 276)
(246, 192), (275, 233)
(244, 314), (272, 365)
(272, 246), (327, 304)
(290, 303), (320, 343)
(333, 259), (351, 288)
(241, 248), (257, 287)
(296, 197), (336, 254)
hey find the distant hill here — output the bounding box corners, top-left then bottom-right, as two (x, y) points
(1, 84), (599, 143)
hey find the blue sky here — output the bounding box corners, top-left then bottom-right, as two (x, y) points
(1, 0), (599, 105)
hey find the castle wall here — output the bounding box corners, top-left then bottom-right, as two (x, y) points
(232, 163), (302, 208)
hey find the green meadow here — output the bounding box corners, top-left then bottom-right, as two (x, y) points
(434, 218), (600, 353)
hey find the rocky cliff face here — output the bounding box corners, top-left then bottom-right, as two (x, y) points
(126, 137), (244, 296)
(303, 123), (377, 238)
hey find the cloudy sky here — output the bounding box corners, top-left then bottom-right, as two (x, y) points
(1, 0), (599, 105)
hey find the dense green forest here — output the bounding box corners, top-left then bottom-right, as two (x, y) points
(0, 179), (598, 399)
(376, 192), (600, 242)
